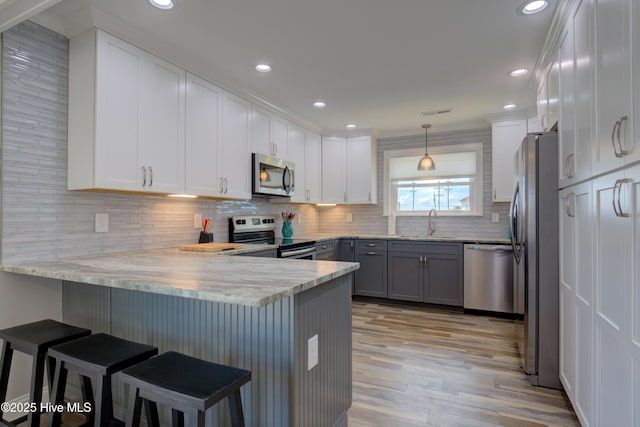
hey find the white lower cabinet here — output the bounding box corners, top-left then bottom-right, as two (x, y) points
(560, 164), (640, 427)
(593, 168), (632, 426)
(559, 182), (593, 425)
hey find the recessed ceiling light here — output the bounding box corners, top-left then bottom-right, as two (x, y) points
(313, 101), (326, 108)
(149, 0), (174, 9)
(509, 68), (529, 77)
(345, 123), (357, 129)
(503, 104), (518, 110)
(519, 0), (548, 15)
(255, 64), (272, 73)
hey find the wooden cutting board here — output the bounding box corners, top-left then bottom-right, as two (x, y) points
(178, 243), (245, 252)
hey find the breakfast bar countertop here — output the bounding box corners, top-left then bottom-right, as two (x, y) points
(0, 248), (359, 307)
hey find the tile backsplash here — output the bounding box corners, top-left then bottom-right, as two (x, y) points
(1, 22), (508, 264)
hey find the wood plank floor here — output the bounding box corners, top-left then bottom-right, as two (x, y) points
(348, 301), (579, 427)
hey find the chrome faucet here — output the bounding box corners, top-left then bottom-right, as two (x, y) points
(428, 209), (438, 236)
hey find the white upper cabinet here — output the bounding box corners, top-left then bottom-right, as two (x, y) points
(321, 137), (347, 203)
(491, 119), (528, 202)
(141, 55), (186, 194)
(185, 73), (223, 197)
(288, 125), (306, 203)
(270, 115), (290, 159)
(69, 29), (186, 194)
(558, 0), (594, 189)
(594, 0), (635, 174)
(69, 29), (145, 191)
(250, 106), (291, 159)
(321, 135), (377, 204)
(346, 136), (377, 203)
(305, 132), (322, 203)
(221, 92), (252, 199)
(250, 105), (272, 156)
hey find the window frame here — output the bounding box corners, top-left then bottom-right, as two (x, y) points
(383, 142), (484, 217)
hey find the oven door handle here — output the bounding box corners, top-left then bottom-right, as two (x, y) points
(280, 247), (316, 258)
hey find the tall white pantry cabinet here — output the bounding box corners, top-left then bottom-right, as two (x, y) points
(551, 0), (640, 425)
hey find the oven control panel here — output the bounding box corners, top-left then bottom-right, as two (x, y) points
(229, 216), (277, 232)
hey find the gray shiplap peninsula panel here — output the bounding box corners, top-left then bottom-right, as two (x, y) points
(62, 276), (352, 427)
(294, 274), (352, 426)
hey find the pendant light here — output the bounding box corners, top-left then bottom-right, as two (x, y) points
(417, 124), (436, 171)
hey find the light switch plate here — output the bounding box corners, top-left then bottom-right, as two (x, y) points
(308, 334), (318, 371)
(297, 213), (302, 224)
(492, 213), (500, 223)
(346, 213), (353, 223)
(194, 213), (202, 229)
(95, 213), (109, 233)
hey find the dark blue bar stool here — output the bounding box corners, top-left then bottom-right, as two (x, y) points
(0, 319), (91, 427)
(46, 333), (158, 427)
(121, 351), (251, 427)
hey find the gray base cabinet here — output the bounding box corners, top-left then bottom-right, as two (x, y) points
(353, 240), (388, 297)
(388, 241), (463, 306)
(337, 239), (355, 294)
(315, 240), (337, 260)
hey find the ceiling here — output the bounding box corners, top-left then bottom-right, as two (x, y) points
(30, 0), (555, 137)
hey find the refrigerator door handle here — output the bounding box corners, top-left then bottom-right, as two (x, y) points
(509, 182), (521, 264)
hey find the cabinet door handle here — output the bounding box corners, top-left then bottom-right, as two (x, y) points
(219, 177), (224, 193)
(613, 178), (632, 217)
(616, 116), (630, 156)
(142, 166), (147, 187)
(612, 120), (623, 157)
(564, 193), (575, 218)
(224, 178), (228, 194)
(274, 143), (278, 156)
(149, 166), (153, 187)
(366, 243), (376, 247)
(564, 154), (575, 179)
(419, 255), (423, 266)
(344, 192), (347, 202)
(368, 192), (371, 202)
(366, 252), (376, 255)
(493, 188), (497, 200)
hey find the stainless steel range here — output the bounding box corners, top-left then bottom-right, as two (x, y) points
(228, 216), (316, 259)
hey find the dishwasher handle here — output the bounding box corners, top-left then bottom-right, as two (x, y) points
(466, 245), (513, 253)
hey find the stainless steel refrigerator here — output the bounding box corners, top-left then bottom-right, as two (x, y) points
(509, 131), (561, 389)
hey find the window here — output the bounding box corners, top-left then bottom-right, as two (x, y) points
(383, 143), (484, 216)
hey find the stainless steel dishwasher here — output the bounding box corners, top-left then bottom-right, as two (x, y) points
(464, 244), (514, 313)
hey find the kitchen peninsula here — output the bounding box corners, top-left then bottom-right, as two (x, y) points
(0, 249), (358, 427)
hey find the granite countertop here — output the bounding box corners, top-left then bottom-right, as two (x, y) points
(0, 248), (358, 308)
(302, 233), (512, 245)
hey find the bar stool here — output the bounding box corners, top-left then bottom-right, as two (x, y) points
(47, 333), (158, 427)
(120, 351), (251, 427)
(0, 319), (91, 427)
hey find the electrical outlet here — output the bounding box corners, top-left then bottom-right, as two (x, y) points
(297, 213), (302, 224)
(95, 213), (109, 233)
(308, 334), (318, 371)
(346, 213), (353, 223)
(492, 213), (500, 223)
(194, 213), (202, 229)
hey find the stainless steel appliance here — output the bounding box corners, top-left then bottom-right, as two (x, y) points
(463, 244), (514, 313)
(252, 153), (295, 197)
(509, 131), (560, 389)
(228, 216), (316, 259)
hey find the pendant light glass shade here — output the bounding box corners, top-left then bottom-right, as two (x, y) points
(417, 123), (436, 171)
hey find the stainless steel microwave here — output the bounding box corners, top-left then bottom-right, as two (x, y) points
(252, 153), (295, 197)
